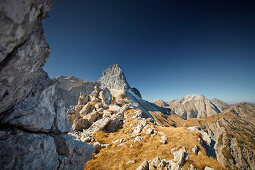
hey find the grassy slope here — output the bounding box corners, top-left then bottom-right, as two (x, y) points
(84, 109), (224, 170)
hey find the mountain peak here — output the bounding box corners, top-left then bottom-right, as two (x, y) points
(98, 64), (130, 94)
(181, 94), (206, 103)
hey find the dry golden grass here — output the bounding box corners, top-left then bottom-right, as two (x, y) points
(89, 101), (101, 106)
(84, 109), (224, 170)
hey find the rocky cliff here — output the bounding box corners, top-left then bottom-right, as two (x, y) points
(0, 0), (94, 169)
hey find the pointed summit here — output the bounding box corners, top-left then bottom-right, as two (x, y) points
(98, 64), (130, 95)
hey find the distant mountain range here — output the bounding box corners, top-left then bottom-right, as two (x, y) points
(152, 94), (231, 120)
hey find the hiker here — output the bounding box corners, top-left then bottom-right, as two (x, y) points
(110, 96), (114, 105)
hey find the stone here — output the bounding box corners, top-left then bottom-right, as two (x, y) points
(103, 110), (112, 117)
(95, 103), (101, 110)
(98, 88), (111, 105)
(158, 131), (165, 136)
(171, 147), (189, 169)
(90, 95), (99, 102)
(134, 136), (143, 142)
(136, 160), (149, 170)
(78, 93), (89, 105)
(105, 112), (124, 132)
(149, 157), (162, 169)
(72, 118), (89, 131)
(113, 139), (120, 144)
(91, 86), (99, 97)
(109, 104), (121, 112)
(133, 119), (147, 134)
(119, 104), (129, 114)
(126, 160), (136, 165)
(97, 108), (104, 112)
(84, 111), (99, 123)
(82, 117), (111, 137)
(204, 166), (215, 170)
(79, 103), (91, 116)
(189, 164), (197, 170)
(93, 142), (103, 153)
(146, 128), (154, 134)
(132, 110), (143, 119)
(192, 145), (199, 155)
(160, 136), (167, 144)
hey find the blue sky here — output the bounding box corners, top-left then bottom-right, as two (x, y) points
(43, 0), (255, 103)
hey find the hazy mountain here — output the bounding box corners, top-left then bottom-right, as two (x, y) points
(167, 94), (221, 119)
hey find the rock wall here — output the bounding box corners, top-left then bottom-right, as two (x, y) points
(0, 0), (94, 169)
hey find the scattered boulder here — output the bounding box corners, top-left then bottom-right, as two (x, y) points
(170, 147), (189, 169)
(109, 104), (121, 112)
(133, 119), (147, 134)
(189, 164), (197, 170)
(126, 160), (136, 165)
(98, 88), (111, 105)
(136, 160), (149, 170)
(81, 117), (111, 138)
(136, 157), (170, 170)
(84, 111), (99, 123)
(204, 166), (215, 170)
(160, 135), (167, 144)
(145, 128), (154, 135)
(79, 103), (92, 116)
(192, 145), (199, 155)
(72, 118), (89, 131)
(134, 136), (143, 142)
(78, 93), (89, 105)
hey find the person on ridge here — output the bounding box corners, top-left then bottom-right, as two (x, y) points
(111, 96), (114, 105)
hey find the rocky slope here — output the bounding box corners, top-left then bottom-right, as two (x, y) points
(152, 94), (230, 120)
(167, 102), (255, 169)
(0, 1), (93, 169)
(65, 90), (223, 170)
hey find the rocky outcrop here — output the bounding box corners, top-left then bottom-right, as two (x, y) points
(135, 148), (190, 170)
(98, 64), (130, 96)
(0, 0), (94, 169)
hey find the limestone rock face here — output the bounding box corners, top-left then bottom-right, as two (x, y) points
(1, 83), (71, 133)
(0, 0), (94, 169)
(0, 129), (58, 170)
(98, 64), (130, 96)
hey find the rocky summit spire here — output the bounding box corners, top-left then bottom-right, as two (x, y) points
(98, 64), (130, 93)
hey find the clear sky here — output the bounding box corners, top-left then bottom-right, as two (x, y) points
(43, 0), (255, 104)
